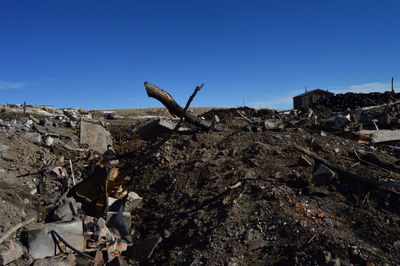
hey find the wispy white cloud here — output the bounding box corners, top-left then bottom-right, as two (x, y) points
(0, 81), (28, 90)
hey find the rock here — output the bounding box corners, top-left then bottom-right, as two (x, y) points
(80, 121), (113, 154)
(323, 217), (334, 227)
(0, 240), (24, 265)
(24, 119), (33, 128)
(0, 144), (10, 155)
(24, 132), (42, 144)
(44, 136), (54, 146)
(124, 192), (143, 213)
(53, 197), (78, 222)
(63, 110), (78, 121)
(27, 220), (84, 259)
(32, 253), (76, 266)
(264, 119), (284, 130)
(313, 164), (336, 186)
(106, 212), (131, 236)
(127, 236), (162, 262)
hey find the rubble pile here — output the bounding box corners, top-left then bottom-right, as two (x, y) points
(0, 87), (400, 265)
(313, 91), (400, 112)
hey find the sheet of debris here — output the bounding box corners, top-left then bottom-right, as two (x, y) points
(0, 87), (399, 265)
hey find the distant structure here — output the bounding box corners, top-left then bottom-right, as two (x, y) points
(293, 89), (333, 109)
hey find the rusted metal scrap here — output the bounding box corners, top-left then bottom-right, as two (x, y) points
(144, 82), (224, 131)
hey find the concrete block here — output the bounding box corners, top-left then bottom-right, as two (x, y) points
(139, 119), (177, 140)
(27, 220), (84, 259)
(80, 121), (112, 154)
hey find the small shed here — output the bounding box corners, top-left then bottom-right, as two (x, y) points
(293, 89), (333, 109)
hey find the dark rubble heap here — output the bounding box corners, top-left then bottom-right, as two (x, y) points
(313, 91), (400, 112)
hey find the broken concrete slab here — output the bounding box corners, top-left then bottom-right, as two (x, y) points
(138, 119), (189, 140)
(0, 239), (24, 265)
(80, 121), (112, 154)
(313, 164), (336, 186)
(139, 119), (176, 140)
(27, 220), (84, 259)
(53, 197), (78, 222)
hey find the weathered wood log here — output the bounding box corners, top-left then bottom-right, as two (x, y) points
(144, 82), (224, 131)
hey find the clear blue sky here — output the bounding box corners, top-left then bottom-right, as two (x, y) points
(1, 0), (399, 110)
